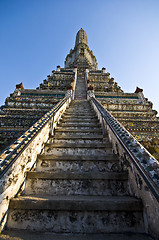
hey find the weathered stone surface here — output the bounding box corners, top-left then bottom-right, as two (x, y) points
(7, 209), (144, 233)
(24, 171), (128, 196)
(0, 29), (158, 240)
(8, 196), (144, 233)
(5, 97), (145, 236)
(36, 155), (121, 172)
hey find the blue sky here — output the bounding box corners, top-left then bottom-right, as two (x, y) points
(0, 0), (159, 115)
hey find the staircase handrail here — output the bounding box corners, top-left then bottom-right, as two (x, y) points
(90, 96), (159, 202)
(0, 96), (70, 179)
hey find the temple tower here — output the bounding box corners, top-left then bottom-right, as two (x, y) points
(0, 28), (159, 240)
(65, 28), (98, 70)
(0, 28), (159, 158)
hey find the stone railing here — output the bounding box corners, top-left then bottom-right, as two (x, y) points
(0, 96), (71, 231)
(90, 96), (159, 239)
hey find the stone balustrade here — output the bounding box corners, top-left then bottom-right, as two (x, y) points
(0, 96), (71, 231)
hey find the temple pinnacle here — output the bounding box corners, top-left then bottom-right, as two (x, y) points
(75, 28), (88, 46)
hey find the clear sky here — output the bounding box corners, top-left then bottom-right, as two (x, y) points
(0, 0), (159, 115)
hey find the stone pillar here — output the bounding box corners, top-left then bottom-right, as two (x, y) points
(72, 66), (77, 100)
(86, 67), (89, 73)
(47, 75), (50, 80)
(85, 68), (89, 89)
(56, 65), (61, 72)
(102, 67), (106, 73)
(73, 66), (77, 73)
(65, 89), (73, 98)
(87, 90), (95, 100)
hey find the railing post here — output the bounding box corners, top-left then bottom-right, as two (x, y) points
(102, 116), (106, 137)
(49, 115), (54, 137)
(72, 66), (78, 100)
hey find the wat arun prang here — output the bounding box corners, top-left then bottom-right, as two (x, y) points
(0, 28), (159, 160)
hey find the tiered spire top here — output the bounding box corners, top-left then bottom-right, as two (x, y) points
(65, 28), (98, 70)
(75, 28), (88, 46)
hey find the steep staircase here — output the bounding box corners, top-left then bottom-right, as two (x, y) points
(1, 75), (152, 239)
(74, 73), (87, 99)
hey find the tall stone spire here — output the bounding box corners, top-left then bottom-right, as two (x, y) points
(75, 28), (88, 46)
(65, 28), (98, 70)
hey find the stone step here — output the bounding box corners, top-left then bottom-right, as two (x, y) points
(38, 153), (118, 161)
(55, 128), (102, 136)
(26, 171), (128, 180)
(62, 115), (98, 120)
(51, 135), (108, 144)
(63, 114), (97, 119)
(60, 118), (98, 123)
(66, 110), (92, 113)
(25, 171), (128, 196)
(52, 135), (104, 140)
(74, 96), (87, 99)
(7, 195), (144, 233)
(59, 122), (101, 128)
(64, 112), (96, 117)
(36, 153), (122, 172)
(45, 142), (111, 148)
(70, 100), (89, 103)
(44, 143), (112, 155)
(66, 111), (95, 115)
(68, 107), (91, 110)
(64, 106), (93, 109)
(67, 104), (92, 108)
(56, 126), (101, 130)
(68, 104), (91, 108)
(0, 230), (153, 240)
(68, 106), (92, 109)
(63, 115), (97, 119)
